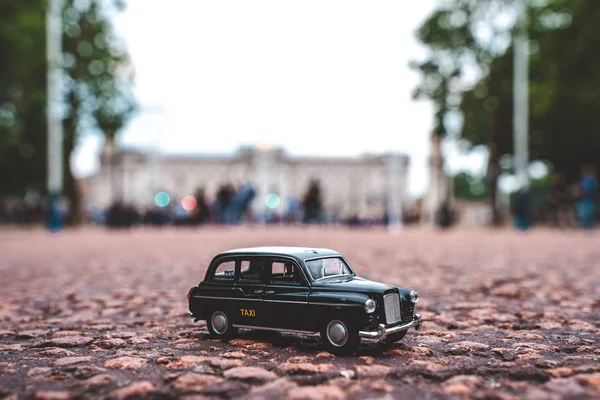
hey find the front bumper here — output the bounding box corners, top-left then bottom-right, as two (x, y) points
(359, 314), (421, 341)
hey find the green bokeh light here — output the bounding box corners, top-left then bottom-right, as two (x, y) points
(265, 193), (280, 209)
(155, 192), (170, 207)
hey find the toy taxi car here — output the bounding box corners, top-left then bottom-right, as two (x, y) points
(187, 247), (421, 355)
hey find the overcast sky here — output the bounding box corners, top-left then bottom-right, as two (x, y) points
(72, 0), (488, 197)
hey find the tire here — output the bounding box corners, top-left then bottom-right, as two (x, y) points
(320, 317), (359, 356)
(207, 310), (238, 341)
(385, 330), (407, 344)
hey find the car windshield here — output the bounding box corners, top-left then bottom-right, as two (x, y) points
(305, 257), (353, 281)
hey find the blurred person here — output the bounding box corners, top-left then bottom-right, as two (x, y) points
(512, 187), (532, 231)
(231, 182), (256, 224)
(106, 201), (129, 228)
(171, 198), (189, 225)
(546, 173), (570, 228)
(123, 204), (139, 227)
(189, 188), (210, 225)
(265, 210), (281, 224)
(347, 213), (360, 227)
(45, 195), (68, 231)
(215, 183), (235, 224)
(144, 205), (170, 226)
(575, 164), (597, 229)
(87, 205), (106, 225)
(283, 196), (302, 224)
(302, 179), (323, 224)
(435, 200), (455, 229)
(106, 201), (138, 228)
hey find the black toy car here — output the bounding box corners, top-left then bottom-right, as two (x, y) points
(187, 247), (421, 354)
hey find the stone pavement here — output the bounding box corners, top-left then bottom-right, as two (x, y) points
(0, 226), (598, 399)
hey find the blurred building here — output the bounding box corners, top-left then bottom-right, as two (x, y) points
(81, 141), (410, 219)
(452, 200), (493, 227)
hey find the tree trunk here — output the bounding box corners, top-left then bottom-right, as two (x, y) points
(63, 92), (83, 225)
(487, 73), (503, 226)
(487, 143), (501, 226)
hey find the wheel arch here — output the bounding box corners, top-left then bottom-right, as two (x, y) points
(310, 291), (371, 328)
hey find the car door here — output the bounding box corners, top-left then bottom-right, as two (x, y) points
(263, 258), (311, 332)
(231, 256), (267, 327)
(191, 257), (237, 320)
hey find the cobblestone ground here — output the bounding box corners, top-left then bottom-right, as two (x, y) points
(0, 226), (599, 399)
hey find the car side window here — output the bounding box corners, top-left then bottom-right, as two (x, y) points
(213, 260), (235, 281)
(269, 261), (304, 285)
(240, 259), (265, 282)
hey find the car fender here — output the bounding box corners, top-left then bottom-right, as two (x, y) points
(308, 291), (370, 327)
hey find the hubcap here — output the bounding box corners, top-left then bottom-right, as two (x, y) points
(211, 311), (228, 334)
(326, 320), (348, 347)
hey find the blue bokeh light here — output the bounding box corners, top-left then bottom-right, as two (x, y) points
(265, 193), (280, 209)
(155, 192), (170, 207)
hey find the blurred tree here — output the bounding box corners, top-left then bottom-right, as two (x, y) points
(413, 0), (600, 224)
(452, 171), (488, 201)
(411, 0), (514, 225)
(0, 0), (136, 224)
(61, 0), (137, 222)
(460, 0), (600, 182)
(529, 0), (600, 180)
(0, 0), (47, 196)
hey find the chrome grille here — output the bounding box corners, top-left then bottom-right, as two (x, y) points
(383, 292), (401, 324)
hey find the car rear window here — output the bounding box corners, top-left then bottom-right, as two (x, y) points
(213, 260), (235, 280)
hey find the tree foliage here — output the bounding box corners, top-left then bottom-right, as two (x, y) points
(411, 0), (517, 224)
(61, 0), (137, 220)
(0, 0), (47, 196)
(410, 0), (514, 137)
(460, 0), (600, 181)
(413, 0), (600, 224)
(0, 0), (136, 217)
(452, 171), (487, 201)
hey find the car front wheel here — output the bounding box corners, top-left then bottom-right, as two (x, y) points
(207, 310), (238, 340)
(320, 317), (359, 355)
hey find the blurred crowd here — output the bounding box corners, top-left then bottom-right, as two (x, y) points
(512, 165), (598, 230)
(1, 167), (597, 230)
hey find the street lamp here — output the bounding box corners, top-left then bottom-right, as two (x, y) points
(46, 0), (65, 231)
(513, 1), (530, 189)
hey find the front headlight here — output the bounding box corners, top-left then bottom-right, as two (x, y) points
(409, 290), (419, 303)
(364, 298), (376, 313)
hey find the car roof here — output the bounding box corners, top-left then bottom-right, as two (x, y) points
(219, 246), (341, 262)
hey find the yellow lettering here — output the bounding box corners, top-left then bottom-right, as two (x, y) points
(239, 308), (255, 317)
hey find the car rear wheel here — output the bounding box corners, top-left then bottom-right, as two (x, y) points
(207, 310), (238, 340)
(320, 317), (359, 356)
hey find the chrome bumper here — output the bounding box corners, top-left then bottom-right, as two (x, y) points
(359, 314), (422, 341)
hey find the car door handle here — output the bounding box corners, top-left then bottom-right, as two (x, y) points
(265, 290), (275, 294)
(253, 289), (263, 294)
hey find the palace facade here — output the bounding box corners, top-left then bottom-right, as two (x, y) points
(81, 141), (411, 220)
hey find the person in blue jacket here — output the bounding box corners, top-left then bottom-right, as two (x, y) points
(576, 164), (597, 229)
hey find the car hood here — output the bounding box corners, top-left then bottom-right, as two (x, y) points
(310, 276), (395, 294)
